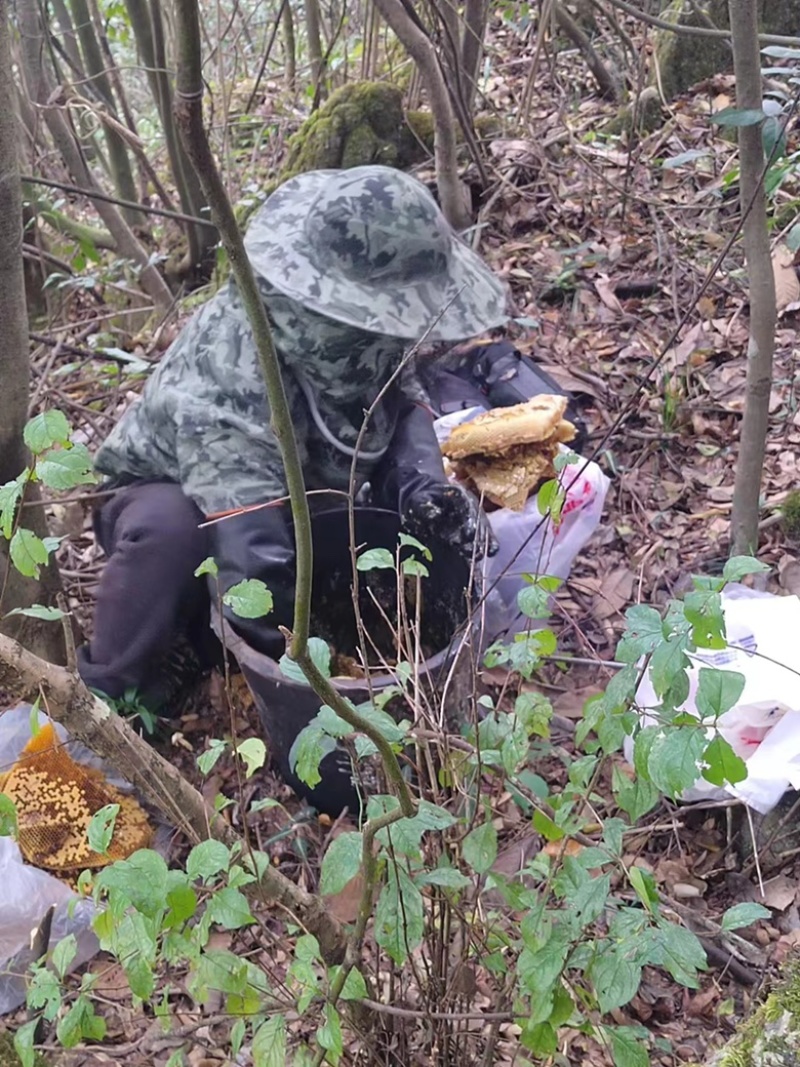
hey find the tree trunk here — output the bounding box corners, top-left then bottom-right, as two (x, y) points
(304, 0), (325, 100)
(67, 0), (140, 222)
(728, 0), (776, 555)
(461, 0), (488, 112)
(15, 0), (173, 309)
(0, 0), (66, 664)
(370, 0), (471, 231)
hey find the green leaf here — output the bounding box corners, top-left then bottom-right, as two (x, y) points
(720, 902), (771, 931)
(4, 604), (66, 621)
(187, 839), (232, 881)
(647, 726), (706, 798)
(356, 547), (394, 571)
(292, 724), (326, 787)
(87, 803), (119, 855)
(616, 604), (663, 663)
(317, 1003), (343, 1065)
(0, 793), (18, 836)
(648, 634), (690, 700)
(95, 849), (169, 915)
(695, 668), (745, 722)
(52, 934), (78, 979)
(683, 589), (725, 649)
(10, 528), (49, 578)
(462, 819), (498, 874)
(416, 867), (471, 891)
(279, 636), (331, 683)
(724, 553), (770, 580)
(320, 831), (363, 895)
(376, 799), (456, 857)
(197, 738), (227, 775)
(605, 1024), (650, 1067)
(537, 479), (565, 523)
(338, 966), (368, 1000)
(235, 737), (267, 777)
(402, 556), (429, 578)
(398, 532), (432, 559)
(194, 556), (218, 578)
(518, 582), (553, 620)
(0, 476), (25, 538)
(613, 766), (659, 822)
(252, 1015), (286, 1067)
(14, 1018), (40, 1067)
(590, 947), (642, 1012)
(628, 865), (658, 913)
(710, 106), (765, 127)
(207, 887), (255, 930)
(375, 866), (424, 964)
(533, 808), (565, 842)
(521, 1020), (557, 1056)
(24, 410), (71, 453)
(165, 883), (197, 925)
(701, 735), (747, 787)
(36, 444), (95, 490)
(651, 922), (706, 987)
(223, 578), (273, 619)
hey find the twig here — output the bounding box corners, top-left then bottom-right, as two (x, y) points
(603, 0), (800, 46)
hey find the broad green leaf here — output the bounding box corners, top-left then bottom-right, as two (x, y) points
(207, 887), (255, 929)
(4, 604), (65, 622)
(0, 793), (18, 836)
(518, 582), (552, 620)
(695, 668), (745, 721)
(194, 556), (218, 578)
(253, 1015), (286, 1067)
(710, 106), (765, 127)
(648, 634), (690, 700)
(320, 831), (363, 895)
(52, 934), (78, 979)
(628, 865), (658, 913)
(616, 605), (663, 663)
(96, 849), (169, 915)
(647, 726), (706, 798)
(165, 883), (197, 925)
(605, 1024), (650, 1067)
(279, 636), (331, 683)
(10, 528), (49, 578)
(398, 532), (432, 559)
(197, 738), (227, 775)
(720, 902), (770, 930)
(87, 803), (119, 855)
(416, 867), (471, 890)
(24, 410), (70, 452)
(338, 966), (368, 1000)
(402, 556), (429, 578)
(683, 589), (725, 649)
(701, 735), (747, 787)
(462, 819), (498, 874)
(521, 1020), (557, 1056)
(36, 444), (95, 490)
(590, 947), (642, 1012)
(533, 808), (565, 842)
(187, 839), (232, 881)
(292, 724), (327, 788)
(0, 476), (25, 538)
(376, 799), (455, 856)
(374, 866), (424, 964)
(651, 922), (706, 987)
(317, 1003), (343, 1065)
(537, 478), (565, 523)
(356, 547), (394, 571)
(235, 737), (267, 777)
(571, 873), (611, 925)
(223, 578), (273, 619)
(14, 1018), (40, 1067)
(613, 766), (659, 822)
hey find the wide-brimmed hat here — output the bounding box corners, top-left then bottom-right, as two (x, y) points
(244, 165), (508, 342)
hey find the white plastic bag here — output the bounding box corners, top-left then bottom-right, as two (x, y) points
(0, 704), (104, 1015)
(433, 408), (610, 642)
(624, 587), (800, 814)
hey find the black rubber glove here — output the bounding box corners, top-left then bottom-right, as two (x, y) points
(212, 504), (296, 660)
(372, 401), (498, 560)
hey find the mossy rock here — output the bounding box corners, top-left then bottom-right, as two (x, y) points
(653, 0), (800, 100)
(280, 81), (408, 179)
(604, 87), (665, 137)
(706, 959), (800, 1066)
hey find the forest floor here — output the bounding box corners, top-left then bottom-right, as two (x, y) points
(10, 12), (800, 1067)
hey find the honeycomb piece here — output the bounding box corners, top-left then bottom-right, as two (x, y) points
(1, 723), (152, 874)
(442, 395), (575, 460)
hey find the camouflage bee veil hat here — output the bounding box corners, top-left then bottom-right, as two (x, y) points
(244, 165), (508, 342)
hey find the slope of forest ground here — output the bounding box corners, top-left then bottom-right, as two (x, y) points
(13, 14), (800, 1066)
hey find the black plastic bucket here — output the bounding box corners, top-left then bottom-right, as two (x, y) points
(220, 507), (476, 815)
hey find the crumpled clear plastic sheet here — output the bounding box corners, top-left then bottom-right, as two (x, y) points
(0, 703), (147, 1015)
(624, 585), (800, 814)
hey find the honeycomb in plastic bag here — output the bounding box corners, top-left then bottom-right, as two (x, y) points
(0, 723), (152, 874)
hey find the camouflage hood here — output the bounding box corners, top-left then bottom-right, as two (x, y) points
(244, 165), (508, 342)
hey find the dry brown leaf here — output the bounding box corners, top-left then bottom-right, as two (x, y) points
(594, 275), (624, 314)
(590, 566), (635, 621)
(762, 873), (797, 912)
(772, 242), (800, 315)
(551, 684), (604, 719)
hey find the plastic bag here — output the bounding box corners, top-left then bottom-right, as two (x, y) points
(434, 408), (610, 642)
(624, 587), (800, 814)
(0, 704), (107, 1015)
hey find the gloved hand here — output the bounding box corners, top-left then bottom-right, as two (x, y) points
(211, 503), (296, 660)
(401, 480), (498, 561)
(372, 400), (498, 562)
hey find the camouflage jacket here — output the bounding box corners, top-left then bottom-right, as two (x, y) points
(94, 277), (408, 515)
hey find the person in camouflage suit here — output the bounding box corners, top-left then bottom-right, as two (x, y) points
(77, 165), (507, 706)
